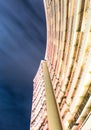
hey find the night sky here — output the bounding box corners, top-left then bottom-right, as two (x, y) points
(0, 0), (46, 130)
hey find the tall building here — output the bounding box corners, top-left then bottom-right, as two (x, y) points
(30, 61), (48, 130)
(30, 0), (91, 130)
(30, 61), (62, 130)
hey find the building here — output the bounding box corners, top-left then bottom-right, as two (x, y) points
(30, 62), (48, 130)
(30, 61), (62, 130)
(30, 0), (91, 130)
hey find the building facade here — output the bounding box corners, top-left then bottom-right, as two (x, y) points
(30, 62), (48, 130)
(30, 61), (62, 130)
(30, 0), (91, 130)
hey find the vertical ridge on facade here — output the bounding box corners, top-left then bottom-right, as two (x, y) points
(42, 61), (63, 130)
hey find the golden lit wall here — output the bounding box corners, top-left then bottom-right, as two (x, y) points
(31, 0), (91, 130)
(44, 0), (91, 130)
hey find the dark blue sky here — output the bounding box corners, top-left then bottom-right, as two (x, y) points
(0, 0), (46, 130)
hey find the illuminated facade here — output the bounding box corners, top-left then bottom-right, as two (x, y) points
(31, 0), (91, 130)
(30, 61), (62, 130)
(30, 62), (48, 130)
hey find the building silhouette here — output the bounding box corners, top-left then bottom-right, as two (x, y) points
(30, 0), (91, 129)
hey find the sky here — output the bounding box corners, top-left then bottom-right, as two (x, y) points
(0, 0), (46, 130)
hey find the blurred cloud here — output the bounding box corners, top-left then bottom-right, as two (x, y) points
(0, 0), (46, 129)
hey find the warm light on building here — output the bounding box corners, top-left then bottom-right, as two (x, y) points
(30, 0), (91, 129)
